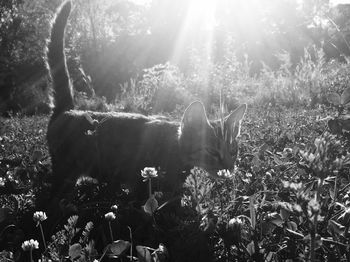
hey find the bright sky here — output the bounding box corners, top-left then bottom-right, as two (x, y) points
(132, 0), (350, 5)
(132, 0), (151, 5)
(331, 0), (350, 4)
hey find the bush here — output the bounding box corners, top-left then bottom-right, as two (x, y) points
(119, 63), (194, 114)
(74, 92), (109, 112)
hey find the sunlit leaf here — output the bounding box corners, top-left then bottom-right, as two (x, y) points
(136, 245), (152, 262)
(31, 150), (43, 163)
(341, 87), (350, 105)
(273, 155), (284, 165)
(110, 240), (131, 255)
(280, 208), (290, 221)
(286, 221), (297, 231)
(249, 195), (256, 229)
(246, 241), (255, 256)
(286, 228), (304, 240)
(154, 243), (168, 262)
(69, 243), (82, 260)
(268, 212), (283, 227)
(327, 92), (341, 106)
(327, 219), (345, 236)
(338, 208), (350, 226)
(143, 195), (158, 215)
(252, 155), (261, 170)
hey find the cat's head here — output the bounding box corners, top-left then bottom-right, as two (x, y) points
(179, 101), (246, 177)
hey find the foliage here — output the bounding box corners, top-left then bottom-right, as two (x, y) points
(3, 97), (350, 261)
(3, 0), (350, 114)
(136, 63), (193, 113)
(118, 44), (350, 117)
(4, 1), (350, 261)
(326, 82), (350, 135)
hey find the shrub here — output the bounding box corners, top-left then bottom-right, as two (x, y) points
(119, 63), (193, 114)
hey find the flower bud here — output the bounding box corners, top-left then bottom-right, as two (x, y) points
(225, 217), (243, 246)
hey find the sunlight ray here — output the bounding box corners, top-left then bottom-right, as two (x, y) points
(170, 0), (216, 66)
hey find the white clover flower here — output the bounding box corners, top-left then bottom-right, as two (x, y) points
(75, 176), (98, 187)
(33, 211), (47, 226)
(0, 177), (5, 187)
(228, 217), (243, 226)
(308, 198), (320, 214)
(111, 205), (118, 213)
(21, 239), (39, 251)
(217, 169), (233, 178)
(227, 217), (243, 245)
(158, 243), (167, 253)
(293, 204), (303, 214)
(141, 167), (158, 179)
(104, 212), (116, 221)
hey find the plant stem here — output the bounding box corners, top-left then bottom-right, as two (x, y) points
(108, 222), (114, 242)
(39, 223), (47, 251)
(310, 223), (316, 262)
(30, 249), (33, 262)
(226, 246), (230, 262)
(193, 172), (200, 216)
(98, 244), (111, 262)
(148, 179), (152, 198)
(128, 226), (133, 261)
(249, 195), (256, 230)
(310, 178), (323, 262)
(333, 174), (338, 205)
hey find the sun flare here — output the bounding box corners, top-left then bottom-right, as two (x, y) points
(170, 0), (217, 64)
(186, 0), (217, 30)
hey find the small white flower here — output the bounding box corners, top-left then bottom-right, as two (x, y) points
(308, 198), (320, 214)
(0, 177), (5, 187)
(21, 239), (39, 251)
(141, 167), (158, 179)
(105, 212), (116, 221)
(33, 211), (47, 226)
(217, 169), (233, 178)
(158, 243), (167, 253)
(111, 205), (118, 213)
(229, 217), (243, 226)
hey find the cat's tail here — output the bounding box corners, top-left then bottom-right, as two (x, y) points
(47, 0), (73, 119)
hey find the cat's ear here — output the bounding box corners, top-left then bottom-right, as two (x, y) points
(181, 101), (210, 129)
(225, 104), (247, 138)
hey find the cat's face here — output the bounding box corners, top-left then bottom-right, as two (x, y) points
(179, 101), (246, 177)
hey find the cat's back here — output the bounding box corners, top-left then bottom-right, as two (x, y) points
(48, 109), (151, 136)
(47, 109), (179, 169)
(47, 109), (152, 159)
(95, 111), (179, 163)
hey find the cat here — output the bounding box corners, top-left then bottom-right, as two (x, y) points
(46, 0), (246, 201)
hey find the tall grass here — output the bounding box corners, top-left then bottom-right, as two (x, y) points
(113, 44), (350, 115)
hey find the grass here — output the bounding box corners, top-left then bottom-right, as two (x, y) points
(2, 47), (350, 261)
(2, 102), (350, 261)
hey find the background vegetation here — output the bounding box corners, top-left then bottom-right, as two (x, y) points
(2, 0), (350, 114)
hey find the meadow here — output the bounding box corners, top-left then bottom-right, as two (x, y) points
(2, 0), (350, 260)
(2, 50), (350, 262)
